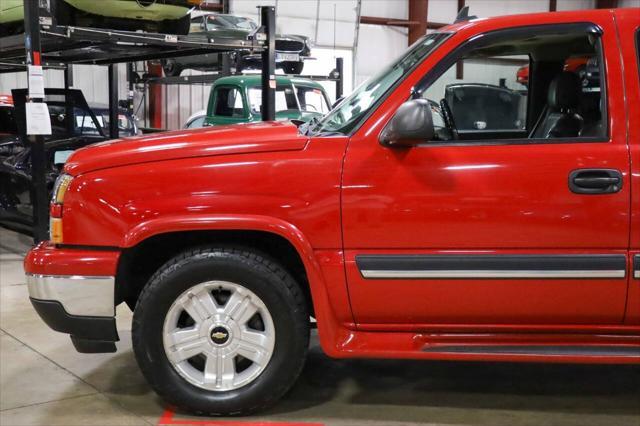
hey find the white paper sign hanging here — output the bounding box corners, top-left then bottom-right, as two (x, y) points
(25, 102), (52, 135)
(28, 65), (46, 99)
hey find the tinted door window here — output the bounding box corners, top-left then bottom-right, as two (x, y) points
(214, 87), (245, 117)
(419, 29), (606, 142)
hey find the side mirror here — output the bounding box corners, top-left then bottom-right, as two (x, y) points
(379, 99), (434, 147)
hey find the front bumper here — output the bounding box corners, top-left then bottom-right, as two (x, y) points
(25, 242), (120, 353)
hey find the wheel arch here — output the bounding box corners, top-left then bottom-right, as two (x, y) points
(117, 214), (348, 355)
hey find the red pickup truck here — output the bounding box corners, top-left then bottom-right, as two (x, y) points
(25, 8), (640, 416)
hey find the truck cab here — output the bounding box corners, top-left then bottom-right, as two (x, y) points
(24, 8), (640, 416)
(204, 75), (331, 126)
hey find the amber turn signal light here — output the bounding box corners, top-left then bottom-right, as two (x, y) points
(50, 218), (63, 244)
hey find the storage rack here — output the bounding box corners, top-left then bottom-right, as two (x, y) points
(0, 0), (277, 242)
(137, 57), (345, 102)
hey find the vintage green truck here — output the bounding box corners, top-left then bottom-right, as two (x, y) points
(204, 75), (332, 127)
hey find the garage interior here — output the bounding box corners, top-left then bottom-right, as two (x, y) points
(1, 0), (640, 425)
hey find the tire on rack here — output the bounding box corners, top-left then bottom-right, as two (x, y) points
(132, 247), (310, 416)
(281, 61), (305, 75)
(162, 59), (183, 77)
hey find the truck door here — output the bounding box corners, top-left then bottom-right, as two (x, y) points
(342, 18), (631, 326)
(615, 8), (640, 324)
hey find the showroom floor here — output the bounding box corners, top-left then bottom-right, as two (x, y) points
(1, 228), (639, 426)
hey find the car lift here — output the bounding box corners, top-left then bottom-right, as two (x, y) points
(0, 0), (276, 243)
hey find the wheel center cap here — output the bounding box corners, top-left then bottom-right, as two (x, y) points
(210, 326), (230, 345)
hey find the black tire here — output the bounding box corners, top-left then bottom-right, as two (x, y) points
(162, 59), (183, 77)
(282, 61), (304, 75)
(132, 247), (310, 416)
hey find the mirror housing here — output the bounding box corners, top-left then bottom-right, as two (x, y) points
(379, 99), (435, 147)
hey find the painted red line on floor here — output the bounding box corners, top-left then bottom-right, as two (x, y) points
(158, 409), (324, 426)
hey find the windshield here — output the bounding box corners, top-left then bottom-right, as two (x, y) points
(295, 85), (330, 114)
(75, 113), (134, 135)
(248, 85), (299, 114)
(247, 84), (329, 115)
(208, 15), (257, 30)
(309, 32), (449, 135)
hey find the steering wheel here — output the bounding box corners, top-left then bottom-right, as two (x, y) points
(439, 98), (459, 140)
(304, 104), (318, 112)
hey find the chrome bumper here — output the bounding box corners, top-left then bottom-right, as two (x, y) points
(26, 274), (115, 317)
(243, 53), (301, 63)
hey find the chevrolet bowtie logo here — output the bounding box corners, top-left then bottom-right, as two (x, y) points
(211, 327), (230, 344)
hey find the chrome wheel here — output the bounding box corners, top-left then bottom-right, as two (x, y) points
(162, 281), (275, 392)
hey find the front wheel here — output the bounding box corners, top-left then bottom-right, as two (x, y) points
(132, 247), (310, 416)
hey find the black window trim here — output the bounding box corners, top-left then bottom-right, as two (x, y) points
(410, 22), (609, 148)
(636, 27), (640, 83)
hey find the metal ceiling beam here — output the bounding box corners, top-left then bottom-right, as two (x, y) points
(199, 1), (224, 12)
(408, 0), (428, 45)
(359, 16), (447, 30)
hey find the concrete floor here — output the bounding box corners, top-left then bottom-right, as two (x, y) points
(1, 228), (639, 426)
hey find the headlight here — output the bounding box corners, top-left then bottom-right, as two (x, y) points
(52, 174), (73, 205)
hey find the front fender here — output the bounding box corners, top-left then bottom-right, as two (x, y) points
(123, 214), (353, 357)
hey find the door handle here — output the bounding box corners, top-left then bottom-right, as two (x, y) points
(569, 169), (623, 194)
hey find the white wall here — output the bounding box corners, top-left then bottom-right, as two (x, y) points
(230, 0), (358, 49)
(0, 64), (129, 106)
(557, 0), (597, 10)
(619, 0), (640, 7)
(0, 69), (64, 95)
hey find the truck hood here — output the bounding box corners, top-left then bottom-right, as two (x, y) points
(64, 121), (307, 176)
